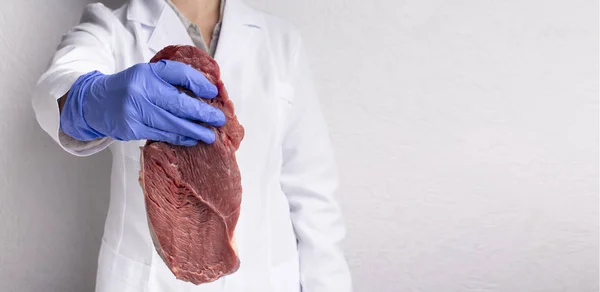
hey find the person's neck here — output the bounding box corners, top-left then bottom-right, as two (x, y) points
(171, 0), (221, 26)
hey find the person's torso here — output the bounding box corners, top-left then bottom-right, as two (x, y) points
(94, 1), (301, 291)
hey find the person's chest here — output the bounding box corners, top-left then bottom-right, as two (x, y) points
(112, 17), (294, 190)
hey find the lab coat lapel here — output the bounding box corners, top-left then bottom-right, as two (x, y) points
(127, 0), (193, 56)
(148, 5), (195, 54)
(213, 0), (261, 70)
(213, 0), (262, 116)
(127, 0), (261, 58)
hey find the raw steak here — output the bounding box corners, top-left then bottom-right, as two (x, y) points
(138, 45), (244, 285)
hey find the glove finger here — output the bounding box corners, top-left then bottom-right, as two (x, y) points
(151, 60), (218, 98)
(141, 126), (197, 146)
(153, 90), (226, 127)
(143, 104), (217, 144)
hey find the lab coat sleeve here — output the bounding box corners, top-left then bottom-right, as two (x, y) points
(31, 3), (117, 156)
(280, 38), (353, 292)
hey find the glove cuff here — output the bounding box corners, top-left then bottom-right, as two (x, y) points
(60, 71), (106, 141)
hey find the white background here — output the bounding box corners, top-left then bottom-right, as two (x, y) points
(0, 0), (597, 291)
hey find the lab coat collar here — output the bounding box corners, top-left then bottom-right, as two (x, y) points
(126, 0), (262, 56)
(126, 0), (164, 26)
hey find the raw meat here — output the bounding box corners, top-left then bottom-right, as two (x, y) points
(138, 45), (244, 285)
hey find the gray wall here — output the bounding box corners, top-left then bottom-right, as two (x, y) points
(0, 0), (597, 291)
(0, 1), (121, 291)
(248, 1), (598, 291)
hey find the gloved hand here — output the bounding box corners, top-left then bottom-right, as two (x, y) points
(60, 60), (225, 146)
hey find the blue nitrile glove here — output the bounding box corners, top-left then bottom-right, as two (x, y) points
(60, 60), (225, 147)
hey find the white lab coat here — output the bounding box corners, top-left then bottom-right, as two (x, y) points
(31, 0), (351, 291)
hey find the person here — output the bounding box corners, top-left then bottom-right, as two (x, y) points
(31, 0), (352, 291)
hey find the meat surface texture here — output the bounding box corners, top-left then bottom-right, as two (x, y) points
(138, 45), (244, 285)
